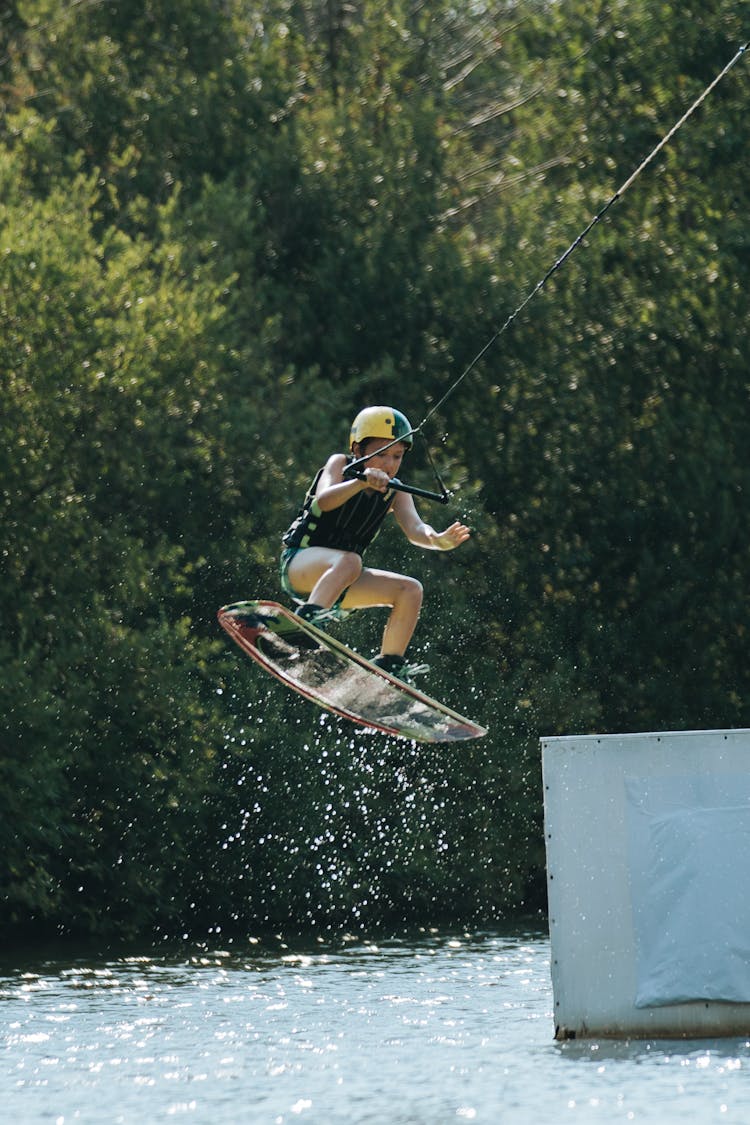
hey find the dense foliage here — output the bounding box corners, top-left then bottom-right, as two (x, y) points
(1, 0), (748, 943)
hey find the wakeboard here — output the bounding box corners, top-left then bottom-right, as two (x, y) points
(217, 600), (487, 744)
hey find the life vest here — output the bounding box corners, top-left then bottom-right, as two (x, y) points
(282, 460), (395, 555)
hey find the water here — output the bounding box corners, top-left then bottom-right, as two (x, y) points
(3, 929), (750, 1124)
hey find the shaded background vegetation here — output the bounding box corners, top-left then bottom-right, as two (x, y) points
(1, 0), (748, 943)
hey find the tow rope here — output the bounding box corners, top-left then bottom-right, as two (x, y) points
(348, 41), (748, 504)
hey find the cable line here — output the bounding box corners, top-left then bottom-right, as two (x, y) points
(349, 42), (747, 499)
(415, 41), (748, 435)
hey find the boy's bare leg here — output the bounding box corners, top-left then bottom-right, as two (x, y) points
(341, 568), (423, 656)
(286, 551), (423, 656)
(286, 547), (363, 608)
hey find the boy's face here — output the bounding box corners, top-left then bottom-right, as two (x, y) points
(357, 439), (407, 478)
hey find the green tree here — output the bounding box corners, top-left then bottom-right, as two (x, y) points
(2, 0), (749, 944)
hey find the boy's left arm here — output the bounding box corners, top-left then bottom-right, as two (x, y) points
(393, 494), (471, 551)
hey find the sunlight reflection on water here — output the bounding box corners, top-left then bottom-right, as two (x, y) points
(2, 930), (750, 1123)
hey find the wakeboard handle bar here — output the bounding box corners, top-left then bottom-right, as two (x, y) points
(344, 469), (450, 505)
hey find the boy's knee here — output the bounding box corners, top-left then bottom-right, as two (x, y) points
(337, 552), (363, 584)
(403, 576), (423, 607)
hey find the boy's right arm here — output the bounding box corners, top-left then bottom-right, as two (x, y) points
(315, 454), (367, 512)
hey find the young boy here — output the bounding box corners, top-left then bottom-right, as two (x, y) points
(280, 406), (470, 683)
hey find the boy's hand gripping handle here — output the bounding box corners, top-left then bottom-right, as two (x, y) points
(344, 467), (449, 505)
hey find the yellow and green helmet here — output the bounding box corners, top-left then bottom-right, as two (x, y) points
(349, 406), (414, 451)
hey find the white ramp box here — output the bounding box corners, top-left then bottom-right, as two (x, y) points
(542, 728), (750, 1039)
